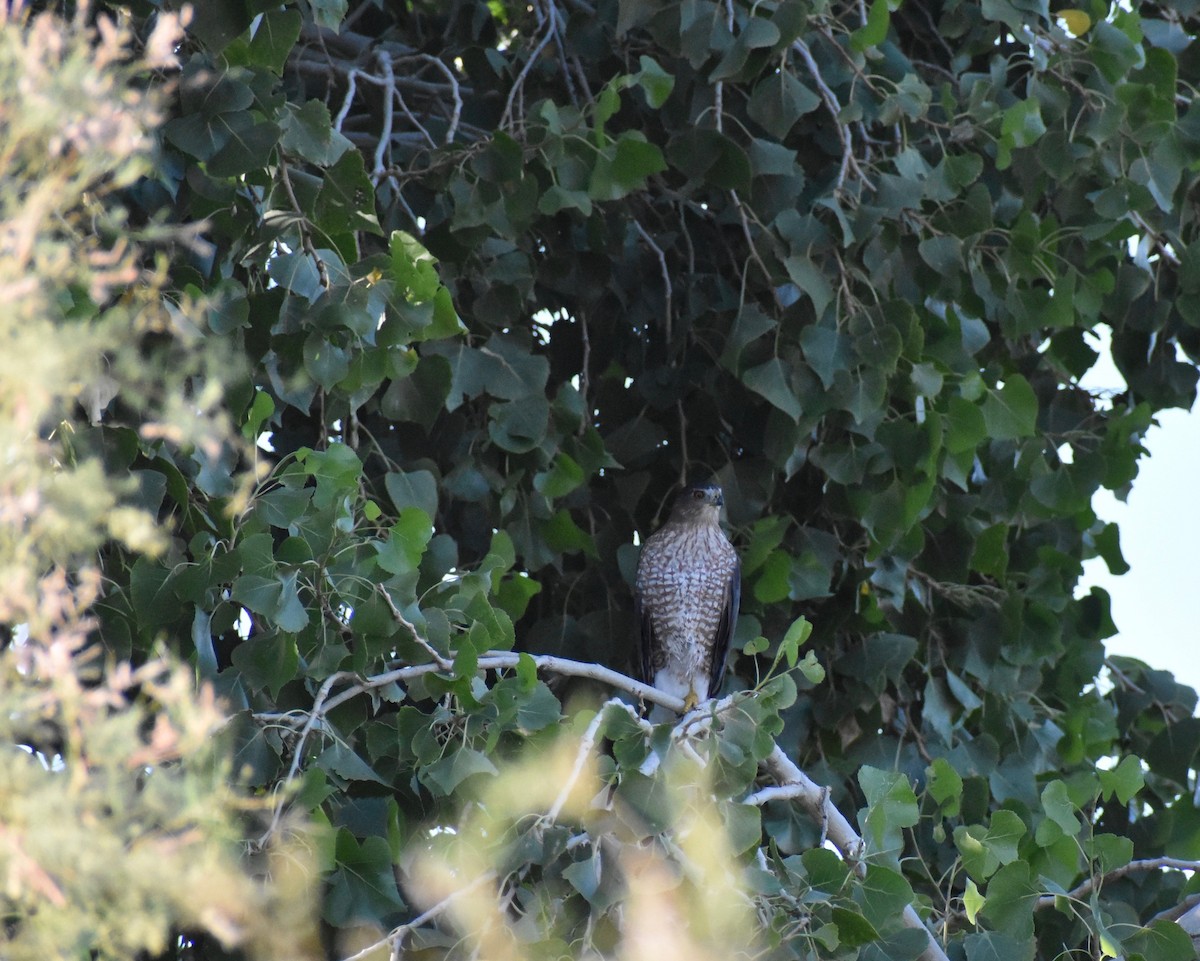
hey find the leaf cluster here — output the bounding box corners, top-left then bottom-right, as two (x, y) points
(15, 0), (1200, 958)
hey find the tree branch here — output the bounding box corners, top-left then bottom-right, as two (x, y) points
(791, 38), (874, 192)
(277, 653), (948, 961)
(1034, 857), (1200, 910)
(320, 651), (682, 715)
(758, 745), (947, 961)
(336, 870), (498, 961)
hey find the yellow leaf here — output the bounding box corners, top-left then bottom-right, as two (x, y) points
(1057, 8), (1091, 35)
(963, 878), (984, 924)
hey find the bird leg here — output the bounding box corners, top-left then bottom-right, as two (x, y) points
(682, 687), (699, 713)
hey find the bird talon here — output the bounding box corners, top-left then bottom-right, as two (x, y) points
(682, 691), (699, 713)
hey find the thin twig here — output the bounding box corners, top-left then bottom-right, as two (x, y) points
(1034, 857), (1200, 910)
(730, 189), (773, 286)
(544, 0), (578, 106)
(716, 0), (735, 132)
(336, 871), (498, 961)
(333, 67), (359, 131)
(257, 670), (354, 845)
(378, 584), (453, 670)
(276, 157), (330, 291)
(374, 51), (398, 175)
(546, 697), (615, 821)
(791, 38), (874, 192)
(409, 53), (463, 143)
(500, 14), (556, 129)
(577, 308), (591, 437)
(633, 220), (672, 341)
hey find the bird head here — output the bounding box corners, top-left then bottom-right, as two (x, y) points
(669, 483), (725, 525)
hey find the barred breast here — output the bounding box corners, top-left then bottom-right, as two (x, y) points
(635, 523), (737, 699)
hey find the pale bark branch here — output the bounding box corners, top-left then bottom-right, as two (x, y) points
(278, 653), (948, 960)
(1035, 856), (1200, 910)
(336, 870), (498, 961)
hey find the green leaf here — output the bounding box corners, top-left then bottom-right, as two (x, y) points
(945, 397), (986, 453)
(315, 150), (381, 235)
(963, 930), (1034, 961)
(723, 802), (763, 855)
(858, 767), (919, 862)
(515, 681), (561, 731)
(779, 616), (812, 667)
(377, 508), (433, 574)
(634, 55), (674, 107)
(979, 863), (1038, 940)
(1098, 755), (1145, 804)
(316, 742), (388, 785)
(970, 523), (1009, 576)
(743, 359), (803, 422)
(747, 72), (820, 138)
(309, 0), (348, 31)
(229, 8), (302, 74)
(1092, 522), (1130, 575)
(981, 375), (1038, 440)
(325, 832), (405, 926)
(130, 558), (179, 631)
(1039, 780), (1080, 838)
(798, 650), (825, 684)
(534, 453), (585, 499)
(421, 748), (500, 796)
(787, 258), (835, 320)
(753, 550), (793, 603)
(855, 864), (916, 931)
(666, 129), (751, 191)
(743, 635), (769, 656)
(963, 879), (984, 925)
(927, 757), (963, 816)
(918, 235), (963, 274)
(563, 852), (603, 904)
(830, 906), (880, 947)
(280, 99), (352, 165)
(274, 570), (311, 633)
(489, 397), (550, 453)
(303, 334), (351, 389)
(298, 443), (363, 509)
(390, 230), (442, 303)
(434, 336), (550, 409)
(851, 0), (890, 51)
(1086, 834), (1133, 874)
(955, 809), (1026, 880)
(541, 508), (597, 557)
(610, 134), (666, 192)
(207, 114), (281, 178)
(230, 630), (299, 696)
(1124, 919), (1196, 961)
(385, 469), (439, 520)
(997, 99), (1046, 170)
(242, 389), (275, 441)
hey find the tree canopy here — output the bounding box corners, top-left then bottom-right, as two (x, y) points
(6, 0), (1200, 959)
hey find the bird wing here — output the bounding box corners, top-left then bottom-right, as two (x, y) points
(634, 580), (655, 687)
(706, 556), (740, 698)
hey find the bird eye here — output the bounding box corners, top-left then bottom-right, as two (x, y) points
(692, 489), (705, 500)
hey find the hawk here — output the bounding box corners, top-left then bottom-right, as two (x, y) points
(634, 484), (740, 717)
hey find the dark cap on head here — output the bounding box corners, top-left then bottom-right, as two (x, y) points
(668, 483), (724, 521)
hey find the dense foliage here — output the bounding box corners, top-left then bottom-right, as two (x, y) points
(8, 0), (1200, 958)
